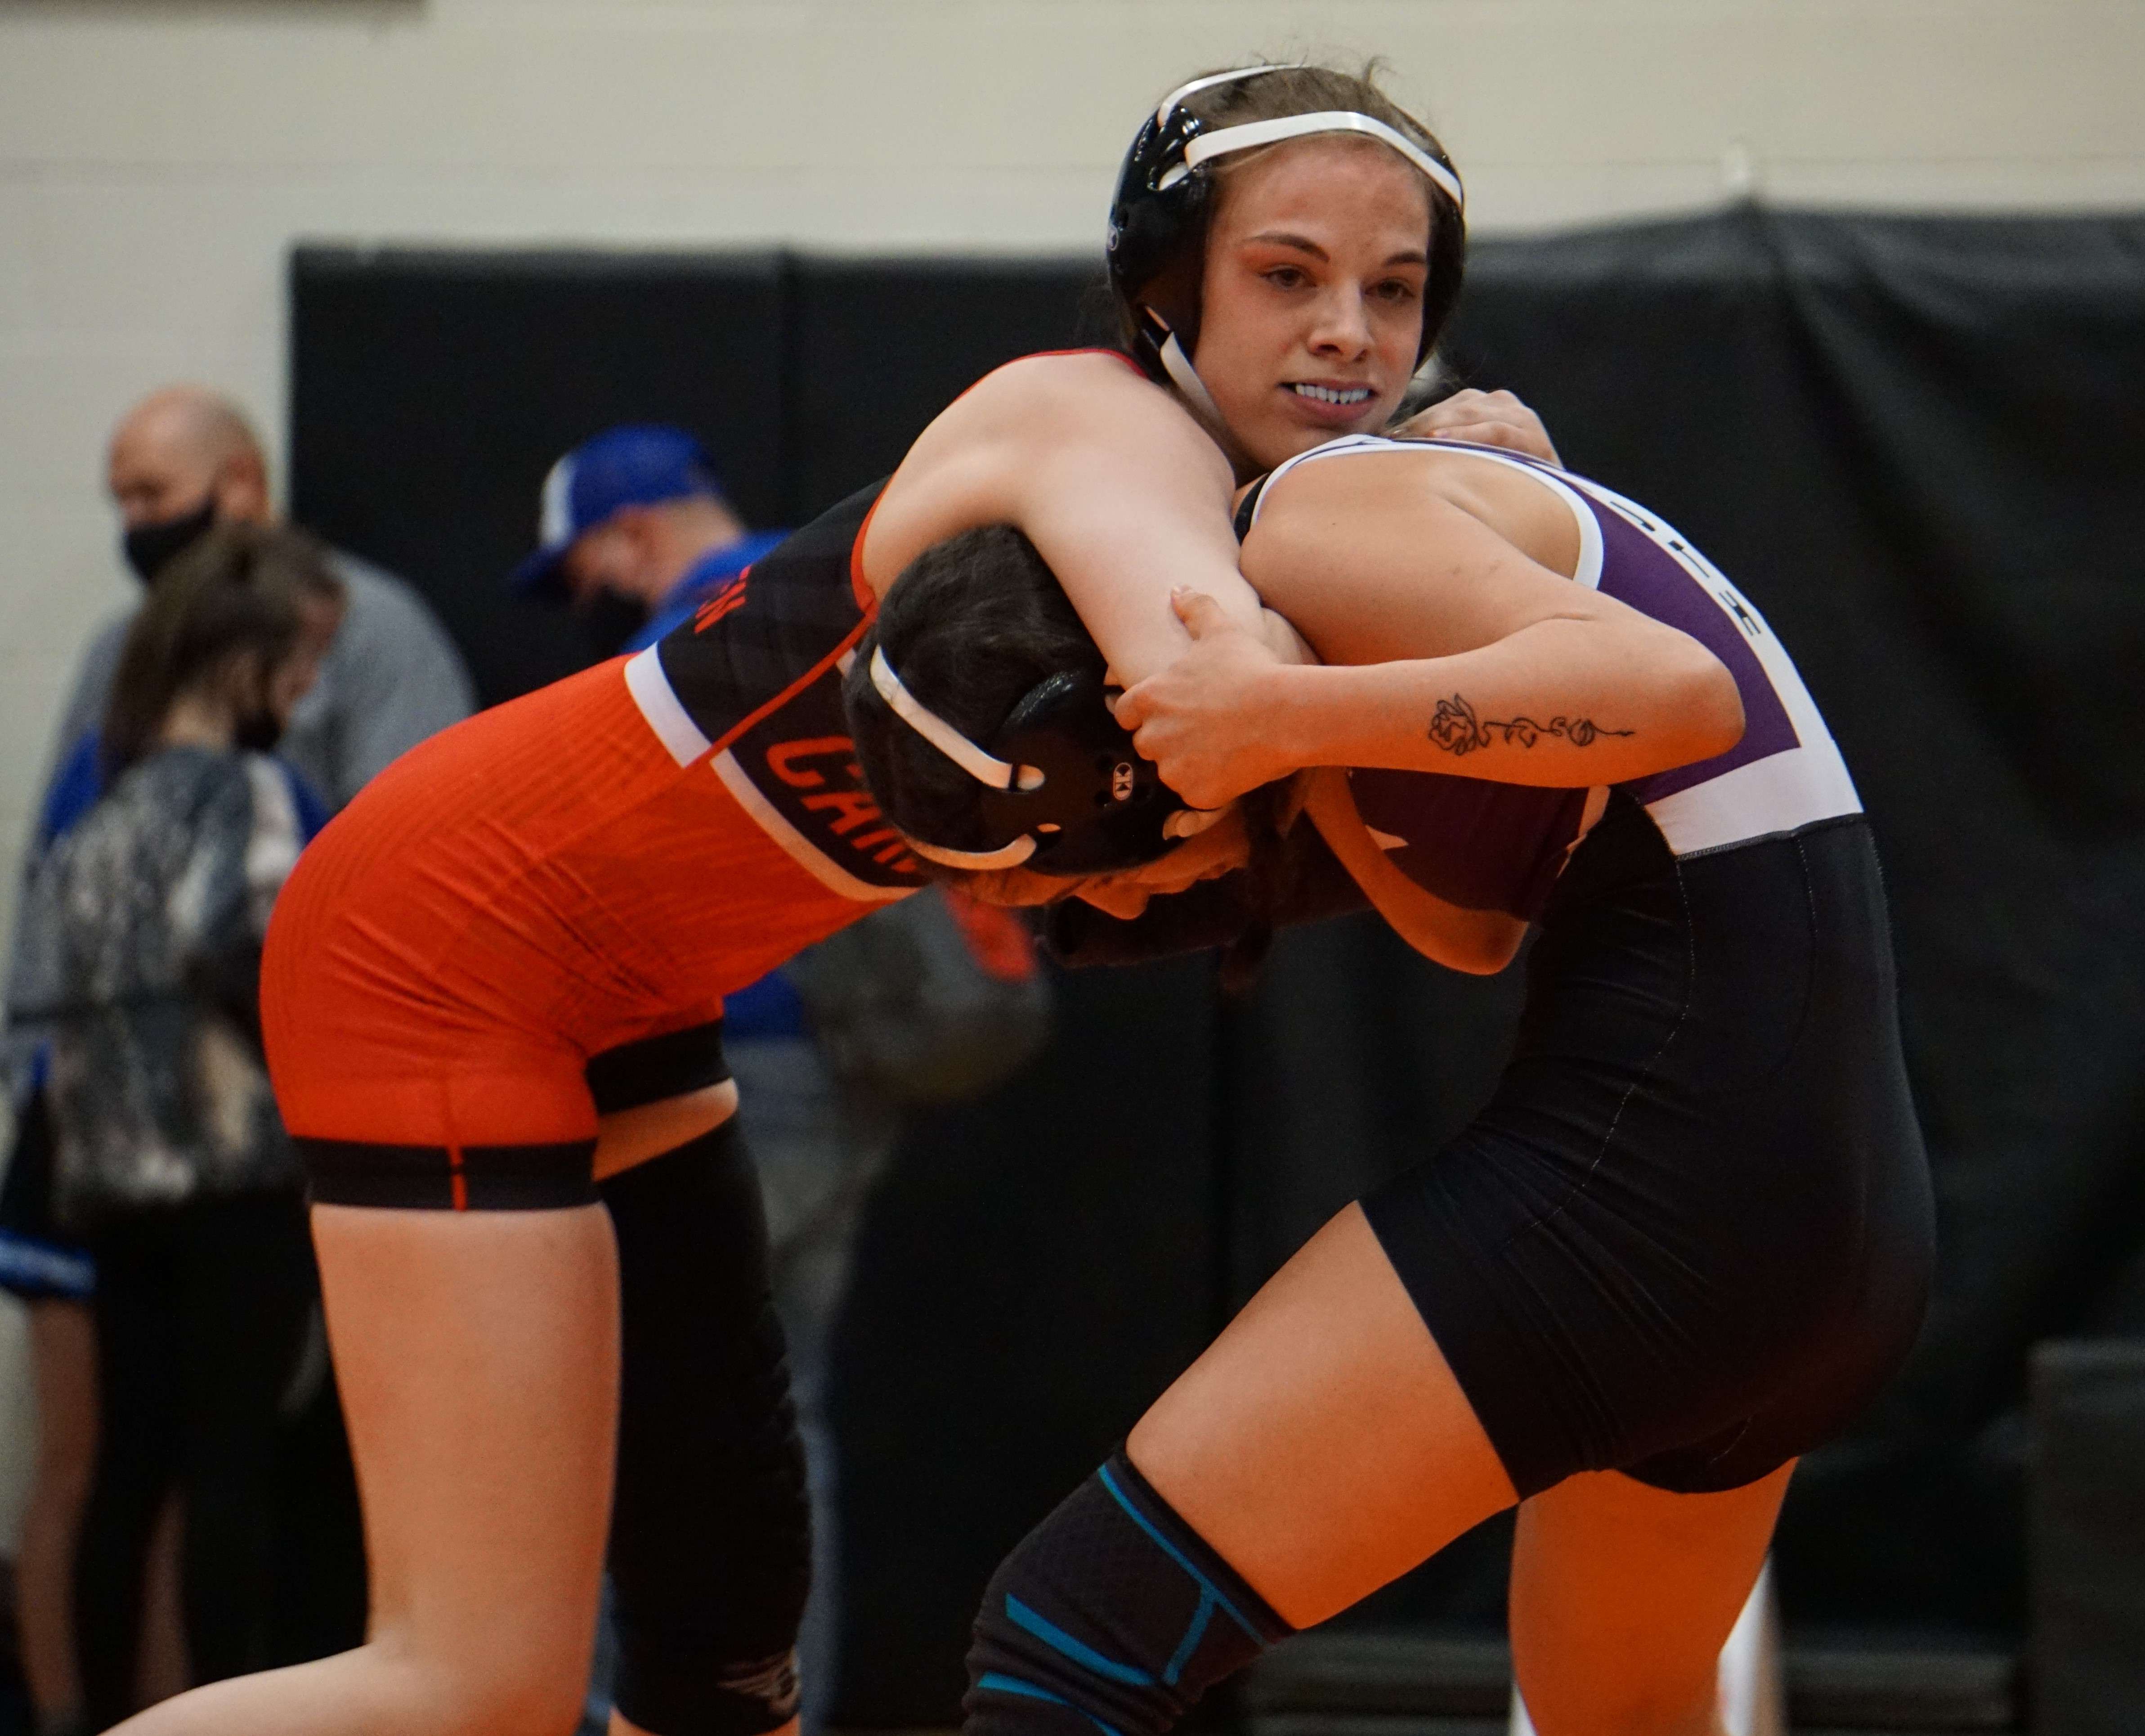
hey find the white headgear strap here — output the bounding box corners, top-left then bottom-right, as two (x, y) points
(870, 646), (1044, 792)
(1151, 325), (1229, 437)
(904, 832), (1039, 872)
(1166, 111), (1464, 210)
(1154, 64), (1305, 128)
(869, 647), (1047, 872)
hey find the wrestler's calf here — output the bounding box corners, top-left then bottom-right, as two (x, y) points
(603, 1125), (809, 1736)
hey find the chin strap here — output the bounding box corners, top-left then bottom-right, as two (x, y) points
(1140, 312), (1233, 447)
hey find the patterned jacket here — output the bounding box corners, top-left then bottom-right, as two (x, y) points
(10, 746), (310, 1228)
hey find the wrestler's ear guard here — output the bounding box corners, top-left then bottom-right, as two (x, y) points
(868, 647), (1193, 876)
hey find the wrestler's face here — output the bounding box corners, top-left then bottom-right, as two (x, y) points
(1193, 138), (1431, 470)
(958, 804), (1251, 918)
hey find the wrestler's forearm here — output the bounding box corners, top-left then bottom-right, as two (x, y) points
(1302, 770), (1527, 975)
(1263, 617), (1744, 788)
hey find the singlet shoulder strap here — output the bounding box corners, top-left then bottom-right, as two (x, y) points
(1236, 433), (1605, 588)
(1235, 434), (1404, 537)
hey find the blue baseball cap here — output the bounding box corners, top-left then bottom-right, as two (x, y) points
(511, 424), (723, 592)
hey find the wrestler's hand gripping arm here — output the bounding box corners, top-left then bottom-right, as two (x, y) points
(1115, 456), (1745, 809)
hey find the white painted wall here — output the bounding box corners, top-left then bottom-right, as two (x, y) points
(0, 0), (2139, 1550)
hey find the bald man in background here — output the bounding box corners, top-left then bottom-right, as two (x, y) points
(41, 385), (473, 820)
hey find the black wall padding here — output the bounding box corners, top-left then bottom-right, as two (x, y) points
(781, 256), (1107, 520)
(832, 956), (1221, 1724)
(291, 246), (790, 704)
(290, 247), (1105, 705)
(2031, 1341), (2145, 1732)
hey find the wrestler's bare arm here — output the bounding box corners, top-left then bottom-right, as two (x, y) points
(1118, 454), (1745, 807)
(1299, 768), (1528, 975)
(858, 352), (1265, 686)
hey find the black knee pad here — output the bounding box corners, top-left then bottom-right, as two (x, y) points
(965, 1452), (1293, 1736)
(601, 1124), (811, 1736)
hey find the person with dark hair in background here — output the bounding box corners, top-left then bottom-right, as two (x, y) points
(9, 524), (345, 1731)
(1, 384), (473, 1736)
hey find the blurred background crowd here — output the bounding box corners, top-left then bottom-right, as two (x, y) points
(1, 4), (2141, 1734)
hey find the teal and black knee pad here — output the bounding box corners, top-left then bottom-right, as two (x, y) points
(964, 1452), (1294, 1736)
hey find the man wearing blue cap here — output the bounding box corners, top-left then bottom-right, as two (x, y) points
(512, 425), (788, 652)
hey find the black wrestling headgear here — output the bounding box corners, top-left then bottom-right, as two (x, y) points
(868, 646), (1200, 875)
(1106, 65), (1466, 416)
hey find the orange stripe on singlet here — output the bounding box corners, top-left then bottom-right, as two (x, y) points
(849, 488), (886, 613)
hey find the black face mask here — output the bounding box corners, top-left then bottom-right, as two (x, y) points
(227, 652), (288, 755)
(576, 588), (650, 659)
(233, 706), (284, 755)
(121, 495), (217, 584)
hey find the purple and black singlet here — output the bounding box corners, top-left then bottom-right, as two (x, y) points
(1237, 436), (1932, 1499)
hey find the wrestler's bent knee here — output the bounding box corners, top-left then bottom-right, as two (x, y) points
(963, 1452), (1294, 1736)
(375, 1632), (594, 1736)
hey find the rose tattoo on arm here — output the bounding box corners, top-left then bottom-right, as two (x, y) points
(1427, 693), (1634, 757)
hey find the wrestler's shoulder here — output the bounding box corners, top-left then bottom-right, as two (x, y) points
(955, 347), (1155, 420)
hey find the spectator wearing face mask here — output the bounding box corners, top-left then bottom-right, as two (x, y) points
(43, 384), (474, 826)
(0, 385), (472, 1735)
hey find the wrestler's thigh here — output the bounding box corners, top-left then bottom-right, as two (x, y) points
(312, 1202), (621, 1711)
(1127, 1203), (1517, 1628)
(1509, 1462), (1792, 1736)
